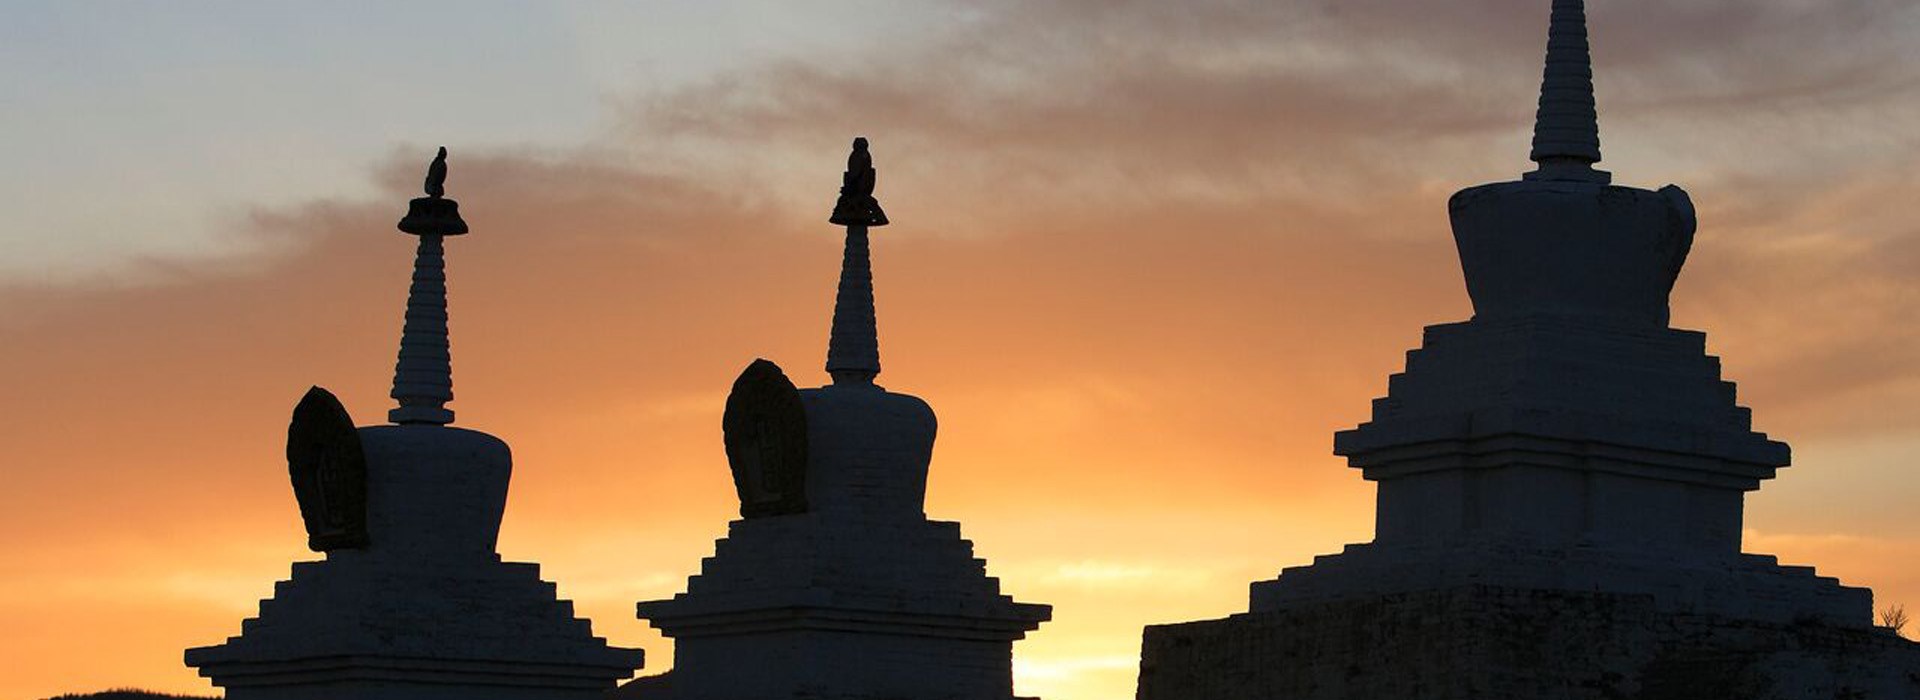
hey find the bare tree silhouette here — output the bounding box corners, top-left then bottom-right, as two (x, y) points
(1880, 604), (1909, 639)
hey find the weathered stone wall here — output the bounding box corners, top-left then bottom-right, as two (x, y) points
(1138, 585), (1920, 700)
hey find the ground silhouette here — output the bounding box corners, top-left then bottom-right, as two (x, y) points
(42, 690), (215, 700)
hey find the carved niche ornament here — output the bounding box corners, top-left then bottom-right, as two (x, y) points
(722, 359), (810, 518)
(287, 386), (370, 551)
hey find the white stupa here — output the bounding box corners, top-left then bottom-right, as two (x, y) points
(631, 139), (1051, 700)
(1244, 0), (1868, 623)
(1137, 3), (1920, 697)
(185, 149), (644, 700)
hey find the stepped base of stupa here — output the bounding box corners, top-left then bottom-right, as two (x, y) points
(636, 515), (1050, 700)
(185, 552), (641, 700)
(1139, 584), (1920, 700)
(1251, 539), (1871, 625)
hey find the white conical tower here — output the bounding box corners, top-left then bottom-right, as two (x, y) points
(633, 138), (1049, 700)
(1137, 4), (1913, 697)
(1266, 0), (1862, 626)
(187, 149), (643, 700)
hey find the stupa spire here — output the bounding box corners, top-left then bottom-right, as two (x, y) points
(1527, 0), (1610, 183)
(389, 146), (469, 425)
(825, 137), (889, 386)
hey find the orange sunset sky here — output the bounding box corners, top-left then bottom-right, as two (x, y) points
(3, 2), (1919, 699)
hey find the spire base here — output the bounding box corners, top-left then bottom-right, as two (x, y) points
(1524, 159), (1611, 184)
(388, 405), (455, 425)
(829, 370), (879, 387)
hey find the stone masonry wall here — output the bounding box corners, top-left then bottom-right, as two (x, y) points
(1138, 585), (1920, 700)
(667, 629), (1014, 700)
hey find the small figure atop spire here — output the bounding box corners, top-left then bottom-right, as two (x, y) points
(829, 137), (889, 227)
(425, 146), (449, 199)
(1526, 0), (1610, 184)
(399, 147), (469, 237)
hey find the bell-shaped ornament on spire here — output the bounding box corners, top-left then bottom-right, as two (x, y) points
(829, 137), (889, 227)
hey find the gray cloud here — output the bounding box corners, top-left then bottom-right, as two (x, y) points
(602, 0), (1920, 432)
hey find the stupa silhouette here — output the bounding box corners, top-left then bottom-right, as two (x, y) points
(184, 150), (643, 699)
(1137, 2), (1920, 698)
(627, 139), (1051, 700)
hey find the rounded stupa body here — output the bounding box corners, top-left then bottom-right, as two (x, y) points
(1450, 179), (1695, 327)
(797, 383), (936, 520)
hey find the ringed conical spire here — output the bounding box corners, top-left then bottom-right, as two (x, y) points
(825, 137), (886, 386)
(390, 147), (469, 425)
(1527, 0), (1610, 183)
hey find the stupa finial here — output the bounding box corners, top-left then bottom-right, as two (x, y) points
(829, 137), (889, 227)
(825, 137), (886, 386)
(1526, 0), (1610, 184)
(390, 147), (469, 425)
(425, 146), (448, 198)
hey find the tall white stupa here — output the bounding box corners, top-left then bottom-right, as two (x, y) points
(185, 149), (644, 700)
(631, 138), (1051, 700)
(1137, 3), (1920, 697)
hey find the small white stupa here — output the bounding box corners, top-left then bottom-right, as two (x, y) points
(1137, 2), (1920, 697)
(631, 138), (1051, 700)
(185, 149), (644, 700)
